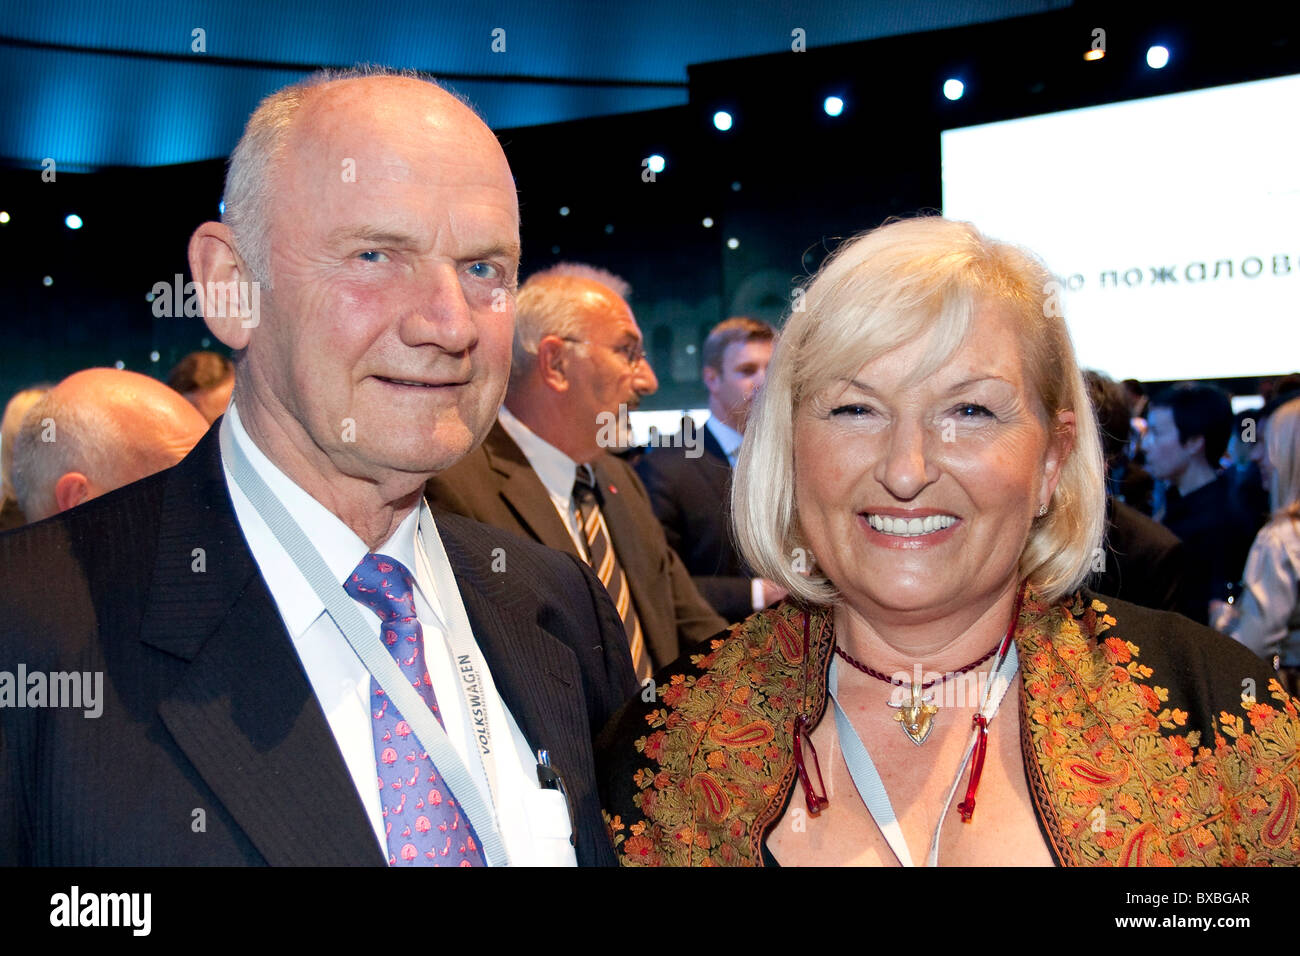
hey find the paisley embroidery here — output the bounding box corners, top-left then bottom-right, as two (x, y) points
(607, 590), (1300, 866)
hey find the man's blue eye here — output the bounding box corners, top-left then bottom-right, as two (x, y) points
(358, 250), (386, 263)
(955, 404), (994, 418)
(830, 404), (870, 417)
(468, 262), (498, 279)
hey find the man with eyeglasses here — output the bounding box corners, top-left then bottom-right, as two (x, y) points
(427, 267), (726, 680)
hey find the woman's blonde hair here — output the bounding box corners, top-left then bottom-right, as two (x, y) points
(732, 216), (1105, 605)
(1267, 397), (1300, 521)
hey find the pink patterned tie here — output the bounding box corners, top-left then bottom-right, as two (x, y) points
(344, 553), (486, 866)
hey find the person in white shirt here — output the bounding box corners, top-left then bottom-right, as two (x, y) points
(0, 66), (636, 868)
(636, 317), (788, 622)
(425, 268), (727, 675)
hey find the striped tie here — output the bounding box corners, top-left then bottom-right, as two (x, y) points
(572, 465), (652, 681)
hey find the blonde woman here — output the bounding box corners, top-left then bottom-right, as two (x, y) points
(598, 217), (1300, 866)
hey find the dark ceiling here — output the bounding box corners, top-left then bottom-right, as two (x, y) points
(0, 0), (1065, 169)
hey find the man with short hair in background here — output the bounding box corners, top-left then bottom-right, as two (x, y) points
(636, 317), (786, 622)
(426, 266), (726, 676)
(11, 368), (208, 523)
(1143, 382), (1259, 623)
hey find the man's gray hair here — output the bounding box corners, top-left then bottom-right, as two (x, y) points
(221, 64), (463, 288)
(509, 264), (632, 391)
(10, 391), (119, 522)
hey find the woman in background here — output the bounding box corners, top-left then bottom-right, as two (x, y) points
(1229, 397), (1300, 692)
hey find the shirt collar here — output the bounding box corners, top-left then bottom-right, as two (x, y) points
(221, 401), (424, 640)
(705, 415), (744, 459)
(497, 403), (581, 501)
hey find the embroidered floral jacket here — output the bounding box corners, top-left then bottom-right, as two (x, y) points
(597, 589), (1300, 866)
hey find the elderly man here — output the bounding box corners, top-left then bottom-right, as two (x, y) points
(426, 267), (726, 677)
(0, 384), (50, 529)
(9, 368), (208, 523)
(636, 317), (784, 622)
(0, 68), (636, 867)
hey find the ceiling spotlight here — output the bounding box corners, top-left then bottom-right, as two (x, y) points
(823, 96), (844, 117)
(726, 237), (740, 250)
(1146, 45), (1169, 69)
(1083, 48), (1105, 62)
(646, 154), (666, 174)
(559, 206), (570, 216)
(218, 200), (226, 215)
(713, 110), (733, 132)
(114, 360), (125, 370)
(150, 351), (160, 363)
(42, 275), (53, 287)
(943, 78), (965, 101)
(64, 213), (83, 230)
(702, 217), (714, 228)
(0, 211), (9, 224)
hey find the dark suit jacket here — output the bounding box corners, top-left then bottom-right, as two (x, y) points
(0, 425), (637, 865)
(1092, 498), (1195, 619)
(1163, 472), (1261, 623)
(425, 421), (726, 669)
(635, 425), (753, 623)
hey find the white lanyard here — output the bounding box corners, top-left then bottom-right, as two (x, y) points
(225, 438), (511, 866)
(828, 641), (1019, 867)
(413, 507), (504, 818)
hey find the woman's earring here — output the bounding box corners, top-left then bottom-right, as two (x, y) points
(1037, 503), (1049, 517)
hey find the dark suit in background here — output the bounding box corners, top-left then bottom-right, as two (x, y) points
(1162, 472), (1260, 623)
(636, 424), (753, 622)
(0, 427), (637, 865)
(426, 421), (727, 669)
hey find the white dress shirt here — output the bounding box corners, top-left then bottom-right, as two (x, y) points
(704, 415), (744, 468)
(219, 403), (575, 866)
(497, 404), (589, 557)
(703, 416), (764, 611)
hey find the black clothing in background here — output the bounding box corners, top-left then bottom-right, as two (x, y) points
(635, 425), (754, 623)
(1092, 498), (1194, 618)
(1162, 472), (1261, 624)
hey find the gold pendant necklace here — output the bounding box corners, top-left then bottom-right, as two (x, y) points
(888, 686), (939, 746)
(833, 644), (999, 746)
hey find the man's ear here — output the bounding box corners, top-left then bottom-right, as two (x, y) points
(1043, 409), (1076, 504)
(188, 222), (257, 350)
(702, 365), (720, 396)
(53, 472), (91, 514)
(537, 336), (570, 393)
(1184, 433), (1206, 462)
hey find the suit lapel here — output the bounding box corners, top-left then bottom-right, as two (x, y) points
(439, 526), (594, 794)
(700, 426), (734, 500)
(701, 423), (731, 467)
(139, 427), (383, 866)
(482, 423), (581, 559)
